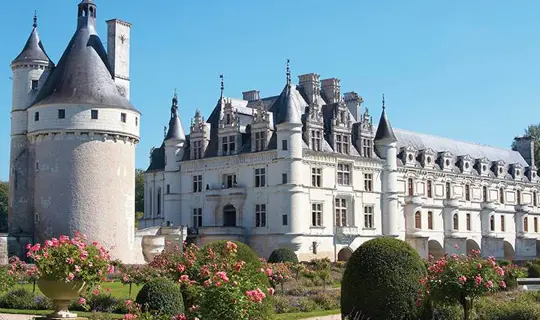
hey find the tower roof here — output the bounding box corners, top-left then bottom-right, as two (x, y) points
(12, 14), (54, 66)
(271, 60), (302, 125)
(164, 93), (186, 142)
(374, 98), (397, 144)
(32, 1), (136, 111)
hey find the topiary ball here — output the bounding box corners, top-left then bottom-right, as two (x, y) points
(135, 278), (184, 316)
(268, 248), (299, 264)
(341, 237), (426, 320)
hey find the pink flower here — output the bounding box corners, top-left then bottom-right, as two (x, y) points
(66, 257), (75, 264)
(125, 300), (133, 307)
(78, 297), (86, 305)
(475, 275), (483, 286)
(453, 244), (460, 249)
(499, 281), (506, 288)
(458, 276), (467, 284)
(267, 287), (275, 296)
(67, 273), (75, 282)
(215, 271), (229, 282)
(180, 275), (190, 282)
(265, 268), (273, 276)
(226, 241), (238, 253)
(485, 280), (494, 288)
(477, 263), (483, 270)
(172, 315), (186, 320)
(74, 265), (81, 273)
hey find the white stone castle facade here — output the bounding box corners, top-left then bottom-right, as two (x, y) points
(7, 0), (140, 263)
(143, 66), (540, 262)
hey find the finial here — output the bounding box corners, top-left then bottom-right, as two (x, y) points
(171, 89), (178, 117)
(164, 126), (167, 138)
(382, 94), (386, 111)
(220, 74), (224, 99)
(33, 11), (37, 28)
(286, 59), (291, 87)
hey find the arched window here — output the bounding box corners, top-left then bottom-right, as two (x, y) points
(453, 213), (459, 230)
(483, 186), (488, 202)
(517, 190), (521, 205)
(446, 182), (451, 200)
(501, 215), (505, 232)
(157, 188), (162, 216)
(499, 187), (504, 204)
(524, 217), (528, 232)
(427, 180), (433, 198)
(466, 213), (471, 231)
(427, 211), (433, 230)
(415, 211), (421, 229)
(490, 215), (495, 231)
(407, 178), (414, 196)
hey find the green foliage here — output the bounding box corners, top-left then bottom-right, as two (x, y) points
(341, 237), (426, 320)
(527, 263), (540, 278)
(135, 169), (145, 214)
(0, 180), (7, 232)
(268, 248), (299, 264)
(512, 124), (540, 172)
(70, 293), (127, 314)
(474, 291), (540, 320)
(0, 266), (16, 293)
(135, 278), (184, 316)
(502, 264), (527, 290)
(310, 258), (332, 290)
(0, 288), (52, 310)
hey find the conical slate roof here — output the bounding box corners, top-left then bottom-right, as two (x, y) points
(374, 108), (397, 143)
(12, 25), (53, 66)
(32, 17), (136, 110)
(271, 84), (302, 125)
(164, 94), (186, 142)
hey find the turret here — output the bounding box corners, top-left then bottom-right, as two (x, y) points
(164, 92), (186, 172)
(374, 95), (399, 237)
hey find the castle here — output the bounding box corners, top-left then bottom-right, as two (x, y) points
(7, 0), (140, 263)
(143, 65), (540, 262)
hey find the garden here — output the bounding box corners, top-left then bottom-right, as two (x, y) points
(1, 234), (540, 320)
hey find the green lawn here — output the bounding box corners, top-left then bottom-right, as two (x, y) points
(0, 308), (124, 318)
(274, 309), (340, 319)
(18, 281), (142, 298)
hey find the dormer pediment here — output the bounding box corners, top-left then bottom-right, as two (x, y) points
(401, 146), (417, 166)
(459, 155), (474, 173)
(492, 160), (506, 178)
(420, 148), (436, 168)
(331, 101), (352, 130)
(438, 151), (454, 171)
(526, 165), (538, 182)
(510, 163), (524, 180)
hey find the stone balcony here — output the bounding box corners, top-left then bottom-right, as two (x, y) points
(516, 204), (533, 213)
(205, 185), (247, 199)
(336, 226), (359, 235)
(481, 201), (498, 211)
(405, 195), (425, 205)
(443, 198), (461, 208)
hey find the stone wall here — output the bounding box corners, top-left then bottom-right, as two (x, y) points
(0, 233), (8, 265)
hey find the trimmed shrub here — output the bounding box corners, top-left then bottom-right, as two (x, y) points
(528, 263), (540, 278)
(0, 288), (52, 310)
(341, 237), (426, 320)
(268, 248), (299, 264)
(135, 278), (184, 316)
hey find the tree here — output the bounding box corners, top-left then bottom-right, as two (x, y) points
(0, 181), (7, 232)
(135, 169), (145, 228)
(512, 124), (540, 170)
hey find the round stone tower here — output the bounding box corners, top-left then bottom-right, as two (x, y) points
(25, 0), (141, 262)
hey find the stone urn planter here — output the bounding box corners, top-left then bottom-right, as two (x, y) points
(38, 278), (87, 319)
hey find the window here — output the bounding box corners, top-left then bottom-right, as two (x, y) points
(337, 163), (351, 186)
(428, 211), (433, 230)
(193, 175), (202, 193)
(446, 182), (451, 200)
(524, 217), (529, 232)
(282, 214), (288, 226)
(31, 80), (39, 90)
(364, 205), (374, 228)
(534, 191), (538, 207)
(362, 138), (372, 157)
(501, 215), (505, 232)
(135, 117), (138, 126)
(407, 178), (414, 196)
(499, 188), (504, 204)
(224, 174), (236, 188)
(483, 186), (488, 202)
(255, 204), (266, 227)
(517, 190), (521, 205)
(335, 134), (349, 154)
(414, 211), (421, 229)
(466, 213), (471, 231)
(254, 131), (266, 151)
(34, 112), (39, 121)
(35, 161), (39, 170)
(364, 173), (373, 192)
(427, 180), (433, 198)
(453, 213), (459, 230)
(254, 168), (266, 187)
(311, 130), (322, 151)
(91, 110), (98, 119)
(58, 109), (66, 119)
(226, 113), (231, 125)
(335, 198), (347, 227)
(193, 140), (203, 159)
(465, 184), (470, 201)
(282, 139), (288, 151)
(157, 188), (162, 215)
(535, 217), (538, 233)
(312, 168), (322, 187)
(192, 208), (202, 228)
(166, 184), (170, 194)
(282, 173), (287, 184)
(222, 135), (236, 155)
(120, 113), (127, 123)
(490, 215), (495, 231)
(311, 203), (322, 227)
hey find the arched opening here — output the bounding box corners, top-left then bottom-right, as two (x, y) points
(453, 213), (459, 230)
(503, 241), (515, 261)
(89, 6), (95, 17)
(157, 188), (162, 216)
(524, 217), (529, 232)
(223, 204), (237, 227)
(337, 247), (353, 262)
(466, 239), (480, 255)
(427, 211), (433, 230)
(428, 240), (444, 260)
(414, 211), (421, 229)
(490, 215), (495, 231)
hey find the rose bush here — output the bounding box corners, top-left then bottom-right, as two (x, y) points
(418, 249), (505, 320)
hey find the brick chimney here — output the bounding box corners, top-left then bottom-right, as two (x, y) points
(321, 78), (341, 104)
(242, 90), (260, 101)
(298, 73), (320, 104)
(513, 136), (535, 166)
(343, 91), (362, 121)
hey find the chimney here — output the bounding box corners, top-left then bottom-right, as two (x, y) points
(321, 78), (341, 104)
(344, 91), (362, 121)
(513, 136), (535, 166)
(106, 19), (132, 99)
(298, 73), (320, 104)
(242, 90), (260, 101)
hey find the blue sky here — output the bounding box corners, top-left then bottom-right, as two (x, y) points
(1, 0), (540, 181)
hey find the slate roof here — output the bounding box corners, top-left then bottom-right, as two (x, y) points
(32, 18), (136, 111)
(374, 109), (397, 144)
(12, 26), (54, 66)
(165, 115), (185, 142)
(269, 85), (304, 125)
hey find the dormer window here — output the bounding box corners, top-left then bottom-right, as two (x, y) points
(402, 147), (417, 167)
(335, 134), (349, 154)
(420, 148), (436, 168)
(254, 131), (266, 152)
(475, 158), (490, 176)
(222, 136), (236, 155)
(439, 152), (454, 171)
(494, 161), (506, 178)
(311, 130), (322, 151)
(459, 155), (473, 173)
(362, 138), (373, 158)
(31, 80), (39, 90)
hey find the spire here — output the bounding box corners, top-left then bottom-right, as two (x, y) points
(165, 90), (186, 142)
(11, 12), (54, 67)
(374, 94), (397, 143)
(271, 60), (302, 125)
(220, 74), (224, 100)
